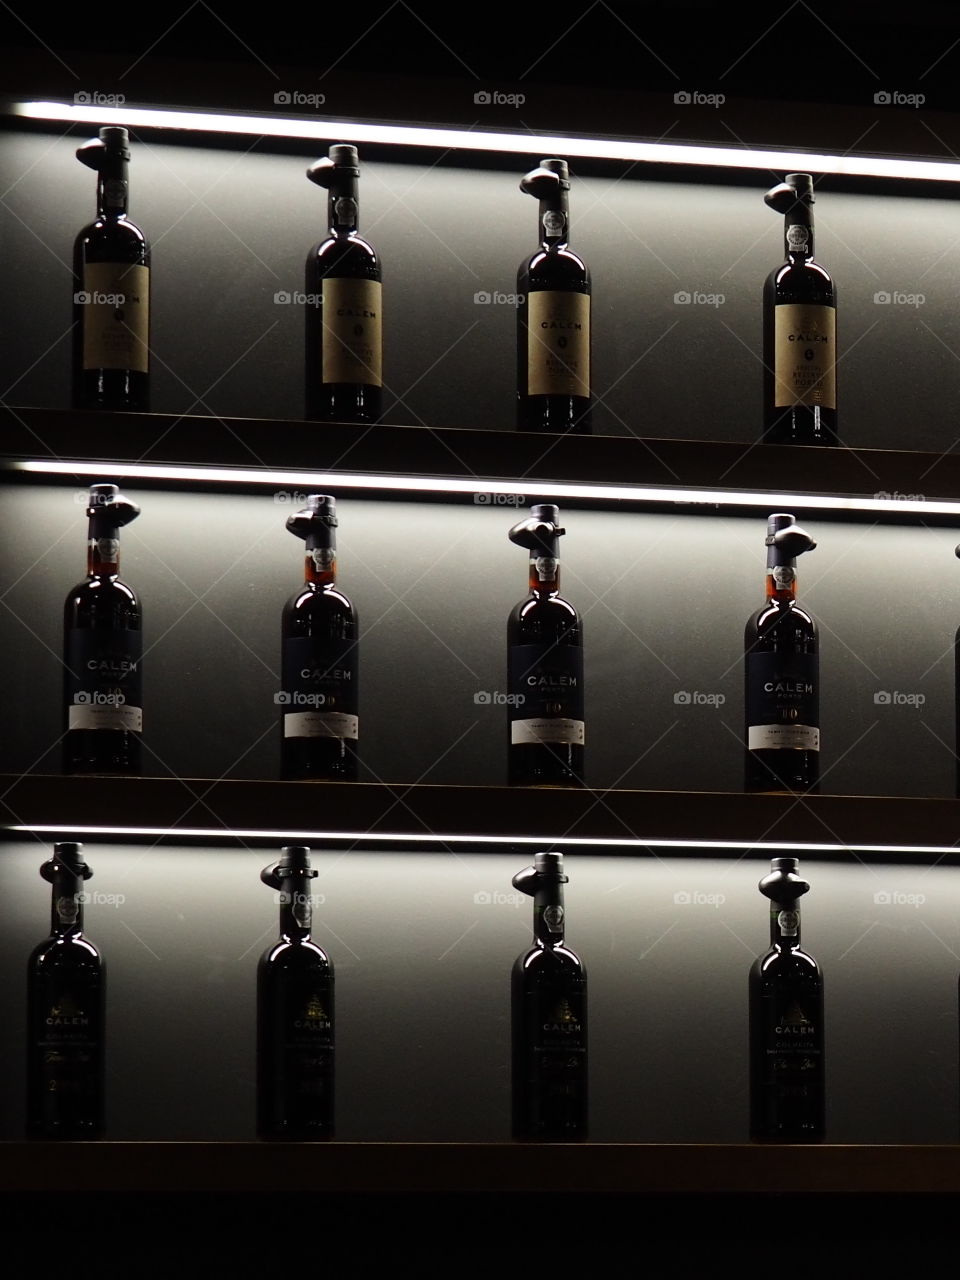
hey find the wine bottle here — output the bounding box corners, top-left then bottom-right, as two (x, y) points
(512, 852), (587, 1140)
(744, 513), (818, 793)
(762, 173), (837, 445)
(63, 483), (142, 775)
(304, 144), (382, 422)
(506, 504), (584, 786)
(27, 842), (105, 1138)
(955, 544), (960, 799)
(280, 495), (359, 781)
(73, 126), (150, 412)
(257, 846), (334, 1139)
(749, 856), (824, 1141)
(516, 158), (591, 434)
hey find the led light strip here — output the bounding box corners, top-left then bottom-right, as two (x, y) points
(15, 100), (960, 184)
(13, 457), (952, 516)
(9, 823), (956, 854)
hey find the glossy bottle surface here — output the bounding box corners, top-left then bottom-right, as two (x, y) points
(507, 590), (584, 785)
(517, 246), (591, 434)
(749, 939), (824, 1140)
(744, 597), (819, 791)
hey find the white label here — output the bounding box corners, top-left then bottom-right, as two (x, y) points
(778, 909), (800, 937)
(748, 724), (819, 751)
(284, 711), (359, 740)
(69, 702), (143, 732)
(786, 224), (809, 252)
(511, 717), (585, 746)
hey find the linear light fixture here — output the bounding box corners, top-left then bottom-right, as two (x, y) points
(15, 100), (960, 184)
(10, 823), (957, 855)
(13, 457), (951, 516)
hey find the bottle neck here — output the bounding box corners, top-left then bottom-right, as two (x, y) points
(528, 552), (560, 595)
(769, 901), (802, 950)
(765, 563), (798, 604)
(277, 871), (314, 942)
(97, 155), (129, 218)
(328, 175), (359, 235)
(87, 523), (121, 577)
(784, 203), (814, 261)
(532, 881), (566, 947)
(539, 189), (570, 250)
(304, 541), (337, 588)
(50, 872), (84, 936)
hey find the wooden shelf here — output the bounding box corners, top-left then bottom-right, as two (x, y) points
(3, 406), (960, 505)
(0, 773), (957, 854)
(1, 1139), (958, 1194)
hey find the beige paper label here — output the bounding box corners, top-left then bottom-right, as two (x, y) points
(82, 262), (149, 373)
(321, 279), (382, 386)
(773, 304), (836, 409)
(527, 291), (590, 397)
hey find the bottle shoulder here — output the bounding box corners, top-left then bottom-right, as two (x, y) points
(284, 583), (358, 622)
(65, 576), (140, 615)
(30, 933), (103, 970)
(766, 259), (834, 297)
(308, 234), (380, 277)
(75, 216), (150, 258)
(746, 599), (817, 640)
(509, 593), (580, 626)
(753, 946), (822, 978)
(260, 937), (334, 970)
(519, 247), (590, 287)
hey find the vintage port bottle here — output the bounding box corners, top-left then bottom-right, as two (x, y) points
(762, 173), (837, 445)
(280, 495), (358, 780)
(744, 513), (818, 792)
(63, 483), (142, 775)
(73, 126), (150, 411)
(749, 856), (824, 1141)
(512, 852), (587, 1140)
(517, 158), (591, 433)
(507, 504), (584, 786)
(954, 544), (960, 798)
(257, 846), (335, 1139)
(305, 144), (382, 422)
(27, 842), (105, 1138)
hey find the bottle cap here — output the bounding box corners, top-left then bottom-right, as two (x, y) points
(41, 842), (93, 882)
(86, 483), (140, 527)
(286, 494), (338, 540)
(329, 144), (359, 167)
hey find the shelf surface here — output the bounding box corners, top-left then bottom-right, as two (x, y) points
(3, 406), (960, 504)
(1, 1140), (958, 1194)
(0, 773), (957, 853)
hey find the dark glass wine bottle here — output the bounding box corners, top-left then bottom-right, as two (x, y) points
(749, 856), (824, 1142)
(280, 495), (358, 781)
(63, 483), (142, 775)
(73, 126), (150, 412)
(955, 544), (960, 798)
(517, 158), (591, 434)
(744, 513), (818, 792)
(27, 842), (105, 1139)
(762, 173), (837, 445)
(506, 504), (584, 786)
(257, 846), (334, 1139)
(304, 144), (382, 422)
(512, 852), (587, 1140)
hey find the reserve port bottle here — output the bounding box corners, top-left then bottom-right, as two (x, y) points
(512, 851), (587, 1140)
(507, 503), (584, 786)
(744, 512), (818, 792)
(749, 856), (824, 1141)
(27, 842), (105, 1138)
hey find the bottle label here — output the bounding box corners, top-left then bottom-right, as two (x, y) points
(31, 979), (103, 1112)
(773, 304), (836, 409)
(786, 224), (809, 253)
(81, 262), (149, 373)
(509, 643), (584, 745)
(320, 278), (382, 386)
(281, 635), (358, 739)
(746, 651), (818, 751)
(65, 627), (143, 732)
(756, 989), (822, 1082)
(516, 977), (587, 1133)
(526, 291), (590, 398)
